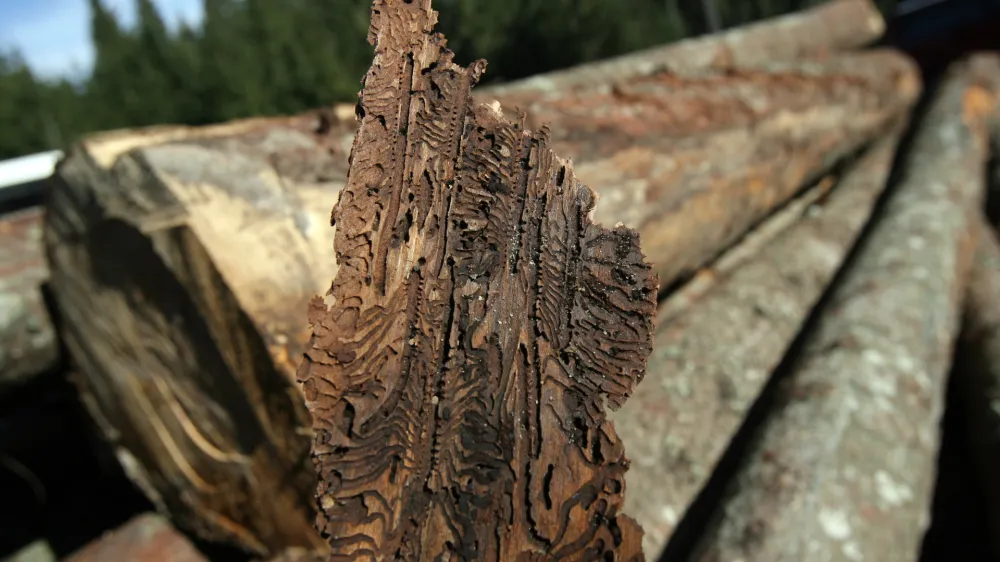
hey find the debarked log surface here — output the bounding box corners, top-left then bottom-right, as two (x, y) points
(297, 0), (658, 560)
(488, 50), (920, 290)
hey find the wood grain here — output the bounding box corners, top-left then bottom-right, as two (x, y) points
(297, 1), (658, 559)
(43, 113), (353, 555)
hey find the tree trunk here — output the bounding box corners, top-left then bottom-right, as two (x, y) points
(953, 218), (1000, 560)
(489, 49), (920, 292)
(0, 206), (59, 394)
(298, 1), (657, 559)
(479, 0), (886, 97)
(609, 132), (903, 558)
(690, 53), (1000, 562)
(43, 113), (356, 555)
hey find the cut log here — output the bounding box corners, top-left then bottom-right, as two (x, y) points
(654, 173), (837, 325)
(690, 53), (1000, 562)
(43, 113), (357, 554)
(953, 218), (1000, 560)
(64, 513), (207, 562)
(297, 1), (657, 560)
(479, 0), (886, 97)
(0, 207), (59, 394)
(609, 132), (903, 558)
(487, 49), (921, 291)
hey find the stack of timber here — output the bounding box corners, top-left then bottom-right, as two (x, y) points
(687, 52), (1000, 562)
(13, 0), (1000, 561)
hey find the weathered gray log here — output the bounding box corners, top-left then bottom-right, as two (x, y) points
(0, 207), (59, 394)
(953, 218), (1000, 560)
(479, 0), (886, 97)
(488, 49), (921, 290)
(43, 114), (355, 555)
(64, 513), (207, 562)
(690, 53), (1000, 562)
(609, 132), (903, 558)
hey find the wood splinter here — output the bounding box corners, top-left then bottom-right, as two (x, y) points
(297, 0), (658, 560)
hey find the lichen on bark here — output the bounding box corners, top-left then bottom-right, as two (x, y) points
(296, 1), (658, 560)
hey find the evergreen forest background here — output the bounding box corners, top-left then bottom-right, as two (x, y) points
(0, 0), (898, 160)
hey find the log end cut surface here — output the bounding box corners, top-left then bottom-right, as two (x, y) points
(297, 0), (658, 560)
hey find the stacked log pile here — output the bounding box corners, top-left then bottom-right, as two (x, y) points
(2, 0), (1000, 560)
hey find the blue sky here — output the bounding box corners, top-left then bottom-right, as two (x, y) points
(0, 0), (202, 79)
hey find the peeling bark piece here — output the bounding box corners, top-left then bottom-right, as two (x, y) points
(691, 54), (1000, 562)
(609, 133), (903, 558)
(954, 218), (1000, 560)
(0, 206), (59, 393)
(297, 1), (658, 560)
(43, 113), (354, 554)
(64, 513), (207, 562)
(479, 0), (886, 97)
(487, 50), (921, 290)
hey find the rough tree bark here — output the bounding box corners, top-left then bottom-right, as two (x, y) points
(488, 50), (920, 290)
(0, 207), (59, 393)
(64, 513), (207, 562)
(479, 0), (886, 97)
(690, 53), (1000, 562)
(608, 133), (903, 558)
(43, 113), (357, 554)
(954, 218), (1000, 560)
(297, 1), (658, 560)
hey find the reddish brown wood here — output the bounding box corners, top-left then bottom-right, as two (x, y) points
(64, 513), (207, 562)
(297, 0), (657, 559)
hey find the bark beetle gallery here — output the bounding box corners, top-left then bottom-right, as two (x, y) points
(296, 0), (658, 560)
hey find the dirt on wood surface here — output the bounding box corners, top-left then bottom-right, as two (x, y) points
(609, 133), (903, 558)
(0, 207), (59, 393)
(297, 0), (658, 559)
(690, 53), (1000, 562)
